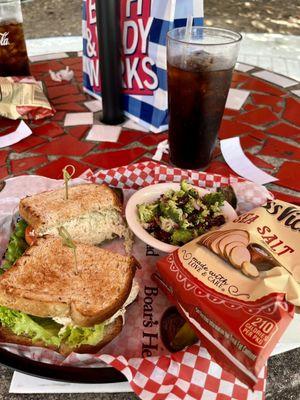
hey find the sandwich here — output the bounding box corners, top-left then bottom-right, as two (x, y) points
(19, 183), (133, 251)
(1, 183), (133, 273)
(0, 236), (138, 355)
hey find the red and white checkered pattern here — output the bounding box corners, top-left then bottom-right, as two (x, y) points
(82, 161), (245, 190)
(231, 180), (273, 214)
(82, 162), (158, 189)
(153, 165), (244, 189)
(0, 342), (266, 400)
(101, 345), (266, 400)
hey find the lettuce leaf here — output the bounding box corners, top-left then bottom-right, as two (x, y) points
(1, 219), (28, 274)
(0, 306), (106, 349)
(59, 323), (105, 347)
(0, 306), (61, 347)
(0, 222), (107, 350)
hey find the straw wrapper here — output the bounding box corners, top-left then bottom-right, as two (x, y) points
(0, 162), (270, 400)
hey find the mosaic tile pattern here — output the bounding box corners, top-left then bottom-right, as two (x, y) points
(0, 54), (299, 205)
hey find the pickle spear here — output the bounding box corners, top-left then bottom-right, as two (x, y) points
(171, 322), (198, 351)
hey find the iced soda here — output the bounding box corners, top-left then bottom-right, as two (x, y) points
(167, 27), (241, 169)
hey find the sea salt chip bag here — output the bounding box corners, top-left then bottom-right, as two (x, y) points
(82, 0), (203, 132)
(155, 199), (299, 388)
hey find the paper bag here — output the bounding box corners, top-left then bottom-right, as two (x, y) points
(82, 0), (203, 132)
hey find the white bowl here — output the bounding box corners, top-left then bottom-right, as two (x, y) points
(125, 182), (238, 253)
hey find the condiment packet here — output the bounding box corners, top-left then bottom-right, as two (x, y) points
(0, 77), (55, 120)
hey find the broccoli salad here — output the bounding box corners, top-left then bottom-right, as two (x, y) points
(137, 181), (226, 246)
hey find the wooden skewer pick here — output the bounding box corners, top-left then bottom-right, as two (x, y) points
(58, 226), (78, 275)
(62, 165), (76, 200)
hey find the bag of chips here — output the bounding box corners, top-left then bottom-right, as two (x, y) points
(0, 77), (55, 120)
(155, 199), (299, 387)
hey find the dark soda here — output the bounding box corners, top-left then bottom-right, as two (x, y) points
(0, 22), (30, 76)
(167, 54), (234, 169)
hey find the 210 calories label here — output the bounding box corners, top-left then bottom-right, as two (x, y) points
(239, 315), (278, 348)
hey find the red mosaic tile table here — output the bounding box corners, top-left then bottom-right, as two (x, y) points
(0, 54), (299, 204)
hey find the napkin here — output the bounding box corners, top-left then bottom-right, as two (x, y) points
(10, 372), (132, 394)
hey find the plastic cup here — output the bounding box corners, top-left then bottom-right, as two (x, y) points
(0, 0), (30, 76)
(167, 27), (242, 169)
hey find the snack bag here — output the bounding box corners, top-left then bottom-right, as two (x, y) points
(82, 0), (203, 132)
(155, 199), (299, 388)
(0, 0), (30, 77)
(0, 77), (55, 120)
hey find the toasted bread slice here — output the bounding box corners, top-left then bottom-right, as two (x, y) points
(19, 184), (131, 247)
(0, 316), (123, 356)
(0, 236), (135, 327)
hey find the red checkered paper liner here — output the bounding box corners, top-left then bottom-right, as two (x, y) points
(101, 346), (266, 400)
(82, 161), (243, 189)
(0, 166), (270, 400)
(82, 161), (273, 214)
